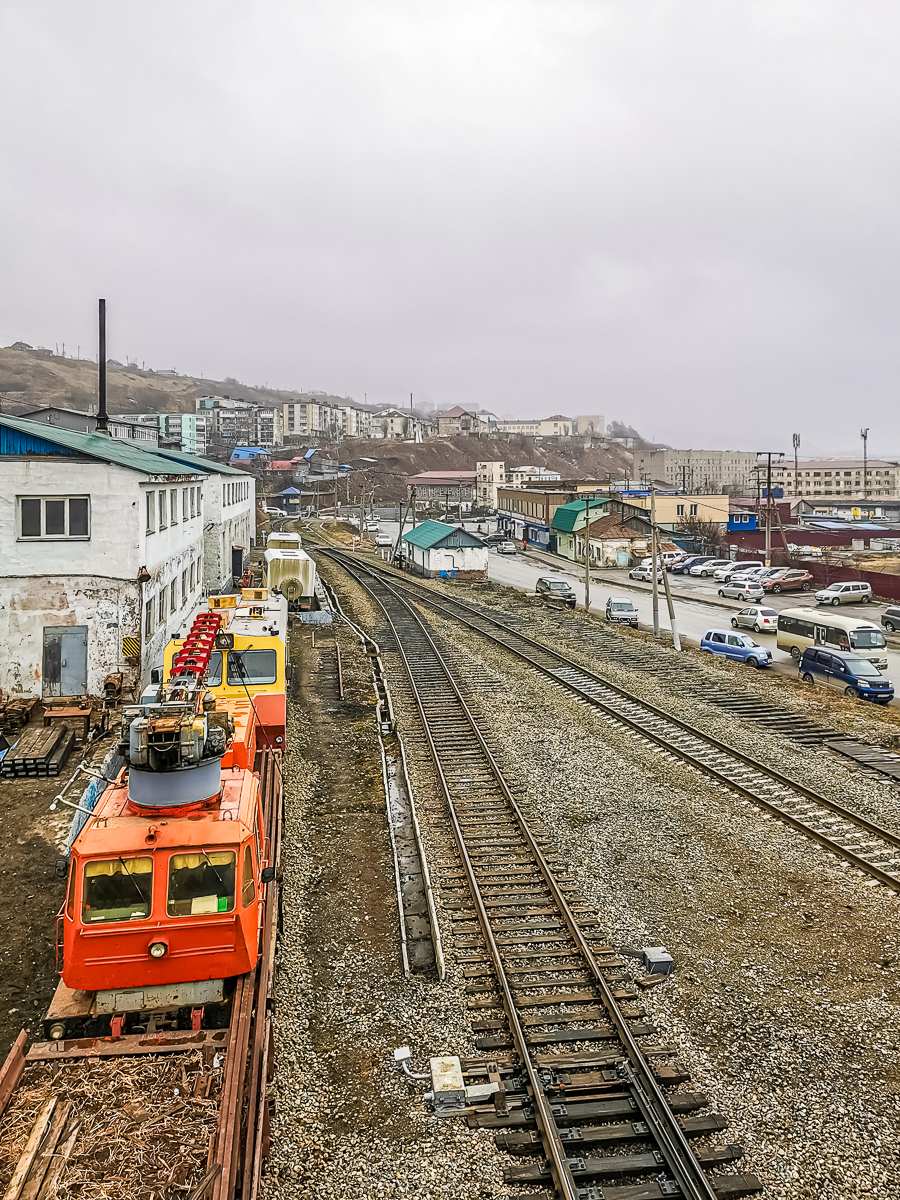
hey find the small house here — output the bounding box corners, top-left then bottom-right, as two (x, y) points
(402, 520), (488, 579)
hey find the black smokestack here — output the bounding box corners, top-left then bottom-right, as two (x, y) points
(97, 298), (108, 434)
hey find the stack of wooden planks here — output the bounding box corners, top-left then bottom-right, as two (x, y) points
(2, 1097), (80, 1200)
(0, 725), (74, 779)
(0, 697), (36, 735)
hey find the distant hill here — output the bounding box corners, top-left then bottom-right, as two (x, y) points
(0, 344), (317, 416)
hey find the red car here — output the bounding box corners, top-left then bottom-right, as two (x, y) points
(762, 569), (813, 594)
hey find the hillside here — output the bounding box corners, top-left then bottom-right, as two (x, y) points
(0, 345), (318, 416)
(319, 435), (633, 502)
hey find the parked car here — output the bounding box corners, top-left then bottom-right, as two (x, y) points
(762, 569), (813, 594)
(262, 506), (287, 517)
(665, 554), (688, 571)
(690, 559), (734, 577)
(799, 647), (893, 704)
(718, 580), (765, 601)
(700, 628), (773, 668)
(714, 561), (763, 582)
(731, 605), (779, 633)
(815, 581), (873, 606)
(629, 564), (663, 581)
(777, 608), (888, 669)
(606, 598), (639, 626)
(494, 540), (517, 555)
(639, 550), (682, 568)
(672, 556), (715, 574)
(483, 531), (508, 545)
(375, 532), (393, 547)
(882, 606), (900, 634)
(536, 577), (577, 607)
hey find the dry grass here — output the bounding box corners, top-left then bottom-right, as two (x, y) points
(0, 1053), (223, 1200)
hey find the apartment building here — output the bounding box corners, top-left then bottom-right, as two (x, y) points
(197, 396), (282, 449)
(371, 408), (423, 440)
(496, 415), (573, 437)
(475, 461), (506, 508)
(282, 399), (342, 441)
(406, 471), (477, 512)
(338, 405), (371, 438)
(507, 465), (562, 488)
(21, 406), (160, 446)
(635, 448), (759, 492)
(768, 459), (899, 499)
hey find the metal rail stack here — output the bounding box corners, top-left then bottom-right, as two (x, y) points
(329, 558), (761, 1200)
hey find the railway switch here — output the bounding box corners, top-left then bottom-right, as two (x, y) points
(428, 1055), (466, 1116)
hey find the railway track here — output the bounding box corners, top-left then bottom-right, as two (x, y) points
(330, 556), (760, 1200)
(320, 550), (900, 896)
(0, 748), (283, 1200)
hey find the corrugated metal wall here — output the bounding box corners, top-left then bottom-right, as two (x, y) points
(0, 427), (78, 455)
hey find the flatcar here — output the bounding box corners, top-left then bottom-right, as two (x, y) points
(44, 610), (278, 1041)
(164, 588), (290, 748)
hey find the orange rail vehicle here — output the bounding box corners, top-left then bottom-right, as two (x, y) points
(43, 609), (281, 1042)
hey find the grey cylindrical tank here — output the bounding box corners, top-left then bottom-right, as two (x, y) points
(129, 756), (222, 808)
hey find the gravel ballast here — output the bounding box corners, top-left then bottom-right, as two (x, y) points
(314, 559), (900, 1200)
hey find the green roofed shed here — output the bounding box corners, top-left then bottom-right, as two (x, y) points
(550, 497), (609, 533)
(401, 520), (488, 579)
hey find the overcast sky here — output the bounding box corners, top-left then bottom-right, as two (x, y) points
(2, 1), (900, 454)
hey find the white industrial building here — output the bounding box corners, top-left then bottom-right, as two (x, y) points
(0, 414), (254, 700)
(635, 448), (759, 492)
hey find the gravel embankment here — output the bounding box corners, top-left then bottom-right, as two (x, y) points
(405, 600), (900, 1200)
(266, 614), (505, 1200)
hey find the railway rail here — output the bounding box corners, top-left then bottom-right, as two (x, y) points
(320, 550), (900, 897)
(328, 555), (760, 1200)
(0, 747), (283, 1200)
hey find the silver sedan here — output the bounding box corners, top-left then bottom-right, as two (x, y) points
(718, 579), (765, 601)
(731, 605), (778, 633)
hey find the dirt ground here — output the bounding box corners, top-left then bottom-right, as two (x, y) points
(0, 736), (114, 1057)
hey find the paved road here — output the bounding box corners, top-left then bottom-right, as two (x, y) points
(368, 518), (899, 684)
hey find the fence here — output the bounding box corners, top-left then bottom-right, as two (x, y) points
(798, 559), (900, 603)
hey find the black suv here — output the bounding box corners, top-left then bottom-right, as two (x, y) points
(535, 577), (577, 608)
(882, 606), (900, 634)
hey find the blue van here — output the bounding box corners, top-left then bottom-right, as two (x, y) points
(799, 648), (894, 704)
(701, 629), (773, 668)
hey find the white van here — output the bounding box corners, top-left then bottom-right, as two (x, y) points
(777, 608), (888, 670)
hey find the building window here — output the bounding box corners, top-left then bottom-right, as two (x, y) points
(170, 490), (177, 525)
(145, 599), (153, 636)
(146, 491), (156, 532)
(159, 588), (167, 624)
(189, 561), (195, 591)
(690, 504), (698, 516)
(190, 488), (196, 518)
(676, 503), (684, 516)
(182, 488), (189, 520)
(170, 578), (177, 612)
(158, 490), (168, 529)
(182, 569), (188, 604)
(19, 496), (90, 539)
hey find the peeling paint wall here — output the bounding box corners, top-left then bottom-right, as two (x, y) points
(0, 575), (141, 698)
(200, 474), (256, 592)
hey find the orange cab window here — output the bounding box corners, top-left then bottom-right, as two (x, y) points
(242, 845), (256, 907)
(167, 851), (235, 916)
(82, 858), (152, 924)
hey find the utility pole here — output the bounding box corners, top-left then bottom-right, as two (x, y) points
(757, 451), (783, 567)
(861, 427), (869, 502)
(650, 487), (660, 638)
(583, 496), (591, 615)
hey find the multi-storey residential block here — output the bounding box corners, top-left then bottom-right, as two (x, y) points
(635, 448), (759, 493)
(496, 415), (573, 437)
(475, 461), (506, 508)
(506, 465), (562, 488)
(768, 459), (899, 499)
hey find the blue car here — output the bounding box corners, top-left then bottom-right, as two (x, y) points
(672, 556), (712, 575)
(701, 628), (773, 668)
(799, 647), (893, 704)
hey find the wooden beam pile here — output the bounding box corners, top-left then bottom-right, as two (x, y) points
(0, 725), (74, 779)
(0, 698), (36, 735)
(1, 1098), (80, 1200)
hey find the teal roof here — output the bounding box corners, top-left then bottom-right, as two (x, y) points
(403, 519), (485, 551)
(0, 413), (208, 478)
(550, 497), (609, 533)
(151, 445), (246, 476)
